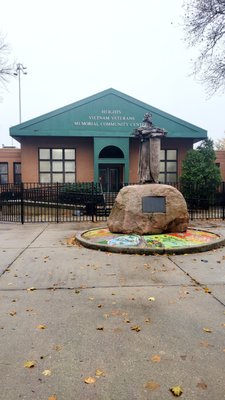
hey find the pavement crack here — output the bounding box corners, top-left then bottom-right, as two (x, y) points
(168, 256), (225, 307)
(0, 283), (206, 292)
(0, 224), (50, 279)
(168, 256), (201, 286)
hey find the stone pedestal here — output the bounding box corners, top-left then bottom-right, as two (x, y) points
(107, 184), (189, 235)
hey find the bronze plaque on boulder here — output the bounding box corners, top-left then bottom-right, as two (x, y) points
(142, 196), (166, 213)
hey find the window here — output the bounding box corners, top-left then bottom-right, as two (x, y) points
(14, 163), (21, 183)
(39, 148), (76, 183)
(159, 149), (177, 183)
(0, 163), (8, 183)
(99, 146), (124, 158)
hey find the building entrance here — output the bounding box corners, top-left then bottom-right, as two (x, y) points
(99, 164), (123, 192)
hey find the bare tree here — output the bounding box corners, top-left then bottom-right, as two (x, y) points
(0, 33), (15, 88)
(214, 137), (225, 150)
(183, 0), (225, 94)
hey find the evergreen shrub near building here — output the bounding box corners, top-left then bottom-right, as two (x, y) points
(180, 139), (222, 209)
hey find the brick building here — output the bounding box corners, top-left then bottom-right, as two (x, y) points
(1, 88), (207, 188)
(0, 146), (21, 184)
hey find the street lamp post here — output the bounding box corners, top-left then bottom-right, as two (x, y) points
(14, 63), (27, 124)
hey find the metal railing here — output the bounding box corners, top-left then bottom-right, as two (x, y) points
(0, 182), (225, 223)
(0, 182), (107, 223)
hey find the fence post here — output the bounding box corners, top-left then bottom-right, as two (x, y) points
(91, 182), (95, 222)
(21, 182), (24, 224)
(56, 182), (59, 223)
(222, 182), (225, 221)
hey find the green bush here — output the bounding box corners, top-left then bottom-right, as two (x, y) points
(59, 182), (103, 195)
(180, 139), (221, 208)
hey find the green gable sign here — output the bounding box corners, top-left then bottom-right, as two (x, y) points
(10, 88), (207, 140)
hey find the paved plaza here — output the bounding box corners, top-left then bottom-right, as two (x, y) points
(0, 221), (225, 399)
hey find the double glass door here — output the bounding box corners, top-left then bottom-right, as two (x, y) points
(99, 164), (123, 192)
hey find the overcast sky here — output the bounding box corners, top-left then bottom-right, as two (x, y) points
(0, 0), (224, 147)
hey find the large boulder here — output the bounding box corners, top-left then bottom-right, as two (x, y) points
(107, 184), (189, 235)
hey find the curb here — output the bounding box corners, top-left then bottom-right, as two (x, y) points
(76, 227), (225, 255)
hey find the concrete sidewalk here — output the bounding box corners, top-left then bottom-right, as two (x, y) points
(0, 221), (225, 399)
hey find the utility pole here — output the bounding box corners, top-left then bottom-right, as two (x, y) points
(14, 63), (27, 123)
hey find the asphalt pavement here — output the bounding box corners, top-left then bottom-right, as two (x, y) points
(0, 221), (225, 400)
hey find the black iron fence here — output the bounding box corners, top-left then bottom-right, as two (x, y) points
(0, 182), (107, 223)
(0, 182), (225, 223)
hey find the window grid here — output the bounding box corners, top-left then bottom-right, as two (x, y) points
(159, 149), (177, 183)
(13, 162), (21, 183)
(0, 163), (8, 184)
(39, 148), (76, 183)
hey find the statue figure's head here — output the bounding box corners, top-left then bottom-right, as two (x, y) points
(143, 113), (152, 124)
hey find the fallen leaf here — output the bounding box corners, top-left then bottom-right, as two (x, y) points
(89, 297), (95, 301)
(96, 326), (104, 330)
(95, 369), (105, 377)
(9, 311), (17, 316)
(144, 381), (160, 390)
(97, 304), (103, 308)
(203, 328), (212, 333)
(40, 355), (47, 360)
(124, 318), (131, 323)
(42, 369), (52, 376)
(53, 344), (63, 351)
(204, 287), (212, 294)
(148, 297), (155, 302)
(75, 289), (80, 294)
(199, 341), (214, 348)
(84, 377), (96, 384)
(27, 287), (36, 292)
(24, 360), (36, 368)
(145, 318), (151, 323)
(197, 380), (207, 390)
(170, 385), (183, 396)
(67, 237), (76, 246)
(48, 396), (57, 400)
(37, 324), (47, 330)
(111, 310), (121, 316)
(131, 325), (141, 332)
(151, 355), (161, 363)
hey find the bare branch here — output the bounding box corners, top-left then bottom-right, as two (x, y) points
(214, 137), (225, 150)
(183, 0), (225, 94)
(0, 33), (15, 88)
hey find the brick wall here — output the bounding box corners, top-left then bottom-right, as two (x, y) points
(0, 147), (21, 183)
